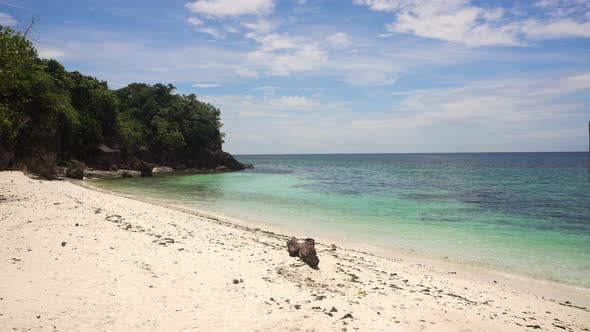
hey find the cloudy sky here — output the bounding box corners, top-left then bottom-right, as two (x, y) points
(1, 0), (589, 154)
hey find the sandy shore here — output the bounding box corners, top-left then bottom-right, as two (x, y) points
(1, 171), (589, 331)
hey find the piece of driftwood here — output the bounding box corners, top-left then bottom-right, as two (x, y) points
(287, 237), (320, 269)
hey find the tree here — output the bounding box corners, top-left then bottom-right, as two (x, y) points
(0, 25), (242, 173)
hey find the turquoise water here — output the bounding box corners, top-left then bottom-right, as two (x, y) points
(93, 153), (590, 287)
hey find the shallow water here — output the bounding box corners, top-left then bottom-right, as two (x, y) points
(93, 152), (590, 287)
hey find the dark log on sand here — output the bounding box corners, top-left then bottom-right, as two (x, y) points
(287, 237), (320, 269)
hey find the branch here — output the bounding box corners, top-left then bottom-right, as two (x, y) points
(23, 16), (38, 40)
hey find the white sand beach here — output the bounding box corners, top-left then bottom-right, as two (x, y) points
(1, 171), (589, 331)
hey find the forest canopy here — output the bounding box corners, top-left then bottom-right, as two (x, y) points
(0, 26), (244, 176)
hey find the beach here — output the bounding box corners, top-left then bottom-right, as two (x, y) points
(1, 171), (589, 331)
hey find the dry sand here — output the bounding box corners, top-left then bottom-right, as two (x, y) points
(1, 171), (589, 331)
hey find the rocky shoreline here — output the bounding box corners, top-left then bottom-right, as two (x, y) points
(53, 158), (255, 180)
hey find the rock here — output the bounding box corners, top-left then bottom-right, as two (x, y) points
(153, 166), (174, 173)
(65, 160), (85, 179)
(219, 152), (246, 171)
(125, 156), (143, 170)
(243, 163), (255, 169)
(121, 171), (133, 178)
(109, 164), (118, 171)
(340, 313), (353, 320)
(23, 150), (58, 180)
(299, 238), (319, 269)
(286, 237), (320, 269)
(287, 237), (300, 257)
(154, 237), (175, 246)
(139, 161), (153, 177)
(175, 164), (187, 171)
(215, 165), (229, 171)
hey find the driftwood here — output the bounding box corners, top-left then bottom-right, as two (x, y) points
(286, 237), (320, 269)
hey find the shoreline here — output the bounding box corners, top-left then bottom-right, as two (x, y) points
(81, 178), (590, 304)
(2, 171), (589, 331)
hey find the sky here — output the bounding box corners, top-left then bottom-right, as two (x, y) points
(1, 0), (589, 154)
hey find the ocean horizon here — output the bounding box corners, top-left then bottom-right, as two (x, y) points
(93, 152), (590, 288)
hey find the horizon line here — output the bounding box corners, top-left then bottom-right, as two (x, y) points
(233, 151), (587, 156)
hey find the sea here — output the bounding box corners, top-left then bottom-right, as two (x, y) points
(92, 152), (590, 287)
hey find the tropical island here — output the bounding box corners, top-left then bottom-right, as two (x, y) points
(0, 26), (247, 180)
(1, 11), (590, 332)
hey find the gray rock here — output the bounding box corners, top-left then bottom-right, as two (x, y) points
(65, 160), (85, 179)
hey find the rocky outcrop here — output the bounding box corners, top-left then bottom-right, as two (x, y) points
(286, 237), (320, 269)
(139, 161), (153, 177)
(23, 150), (58, 180)
(65, 160), (85, 179)
(118, 147), (250, 174)
(153, 166), (174, 173)
(123, 156), (153, 177)
(218, 151), (246, 170)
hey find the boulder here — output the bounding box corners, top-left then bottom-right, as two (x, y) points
(286, 237), (320, 269)
(125, 156), (144, 171)
(24, 151), (58, 180)
(65, 160), (85, 179)
(243, 163), (255, 169)
(139, 161), (153, 177)
(153, 166), (174, 173)
(121, 171), (133, 178)
(125, 157), (153, 177)
(215, 165), (229, 171)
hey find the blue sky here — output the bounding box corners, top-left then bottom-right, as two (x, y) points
(1, 0), (589, 154)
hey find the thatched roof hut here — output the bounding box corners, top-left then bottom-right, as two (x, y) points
(94, 144), (121, 169)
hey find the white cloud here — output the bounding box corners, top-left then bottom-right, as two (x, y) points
(192, 83), (221, 88)
(224, 25), (240, 33)
(199, 27), (225, 39)
(241, 18), (279, 34)
(246, 33), (300, 51)
(520, 18), (590, 39)
(245, 33), (328, 75)
(233, 66), (259, 78)
(37, 48), (66, 59)
(355, 0), (590, 46)
(187, 17), (204, 26)
(352, 0), (407, 12)
(0, 12), (17, 26)
(326, 32), (353, 49)
(248, 43), (327, 75)
(185, 0), (275, 17)
(222, 72), (589, 154)
(385, 1), (521, 46)
(200, 93), (343, 118)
